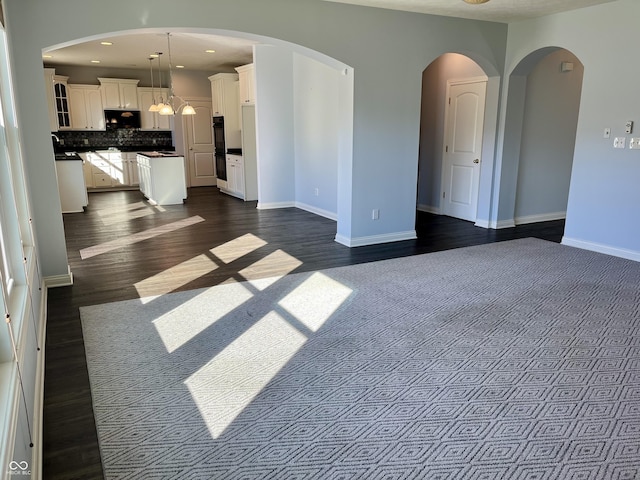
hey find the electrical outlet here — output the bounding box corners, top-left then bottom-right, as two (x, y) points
(372, 209), (379, 220)
(614, 137), (626, 149)
(604, 127), (611, 139)
(626, 121), (634, 134)
(83, 139), (89, 145)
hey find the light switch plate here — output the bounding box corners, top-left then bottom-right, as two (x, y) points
(630, 138), (640, 150)
(604, 127), (611, 138)
(614, 137), (626, 149)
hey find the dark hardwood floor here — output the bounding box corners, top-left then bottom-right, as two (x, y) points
(43, 187), (565, 479)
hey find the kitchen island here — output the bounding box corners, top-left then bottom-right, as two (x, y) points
(136, 152), (187, 205)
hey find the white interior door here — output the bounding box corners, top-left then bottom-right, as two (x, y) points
(441, 80), (486, 222)
(183, 100), (215, 187)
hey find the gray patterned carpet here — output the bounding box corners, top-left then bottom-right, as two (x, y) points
(80, 238), (640, 479)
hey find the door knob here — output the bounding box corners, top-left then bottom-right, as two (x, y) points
(473, 159), (480, 164)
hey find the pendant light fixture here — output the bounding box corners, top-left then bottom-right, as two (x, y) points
(147, 57), (160, 113)
(154, 52), (167, 113)
(159, 32), (196, 116)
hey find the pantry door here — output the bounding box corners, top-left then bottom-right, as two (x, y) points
(183, 100), (216, 187)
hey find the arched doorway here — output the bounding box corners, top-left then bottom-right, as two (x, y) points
(496, 47), (584, 229)
(417, 52), (499, 226)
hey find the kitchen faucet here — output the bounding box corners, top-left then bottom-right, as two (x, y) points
(51, 133), (60, 143)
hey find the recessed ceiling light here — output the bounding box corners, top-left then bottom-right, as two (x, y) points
(205, 49), (216, 54)
(100, 41), (113, 46)
(43, 54), (53, 59)
(176, 65), (185, 69)
(91, 60), (101, 64)
(149, 54), (159, 58)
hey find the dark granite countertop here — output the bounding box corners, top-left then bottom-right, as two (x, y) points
(55, 145), (175, 154)
(54, 152), (82, 161)
(137, 151), (183, 158)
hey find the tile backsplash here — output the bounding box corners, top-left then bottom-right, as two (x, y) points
(54, 129), (173, 151)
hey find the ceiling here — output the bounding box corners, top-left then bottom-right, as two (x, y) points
(322, 0), (617, 23)
(43, 32), (257, 73)
(42, 0), (617, 72)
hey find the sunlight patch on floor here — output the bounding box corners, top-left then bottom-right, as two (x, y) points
(152, 282), (254, 353)
(279, 272), (353, 332)
(135, 254), (218, 300)
(185, 311), (306, 438)
(79, 216), (205, 259)
(210, 233), (267, 264)
(96, 201), (149, 216)
(239, 249), (303, 290)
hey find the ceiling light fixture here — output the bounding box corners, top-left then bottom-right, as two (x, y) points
(91, 60), (101, 64)
(100, 41), (113, 46)
(463, 0), (490, 4)
(159, 33), (196, 116)
(205, 49), (216, 54)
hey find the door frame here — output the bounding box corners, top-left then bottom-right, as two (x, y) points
(440, 75), (488, 222)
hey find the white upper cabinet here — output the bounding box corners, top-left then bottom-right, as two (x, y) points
(235, 63), (255, 105)
(208, 73), (239, 117)
(44, 68), (59, 132)
(98, 78), (140, 109)
(137, 87), (171, 130)
(69, 85), (105, 130)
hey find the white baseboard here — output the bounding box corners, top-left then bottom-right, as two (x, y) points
(561, 236), (640, 262)
(335, 230), (417, 247)
(474, 219), (490, 228)
(515, 211), (566, 225)
(417, 204), (439, 215)
(43, 266), (73, 288)
(482, 219), (516, 229)
(256, 201), (296, 210)
(295, 202), (337, 221)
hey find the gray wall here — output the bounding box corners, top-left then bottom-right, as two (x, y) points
(502, 0), (640, 258)
(514, 49), (583, 223)
(418, 53), (485, 212)
(3, 0), (507, 277)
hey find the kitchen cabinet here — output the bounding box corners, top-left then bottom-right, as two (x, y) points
(44, 68), (59, 132)
(208, 73), (241, 149)
(124, 152), (139, 186)
(138, 87), (171, 130)
(98, 78), (140, 109)
(69, 85), (105, 130)
(47, 73), (71, 130)
(208, 73), (239, 117)
(137, 153), (187, 205)
(235, 63), (255, 105)
(83, 151), (127, 188)
(224, 154), (245, 199)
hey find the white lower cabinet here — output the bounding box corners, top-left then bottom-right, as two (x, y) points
(225, 154), (245, 198)
(82, 150), (138, 188)
(136, 154), (187, 205)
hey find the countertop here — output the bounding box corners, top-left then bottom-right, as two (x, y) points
(54, 152), (82, 161)
(137, 151), (183, 158)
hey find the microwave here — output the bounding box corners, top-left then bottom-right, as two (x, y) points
(104, 109), (141, 130)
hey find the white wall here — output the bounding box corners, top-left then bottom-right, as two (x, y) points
(293, 53), (340, 219)
(502, 0), (640, 259)
(254, 45), (295, 208)
(2, 0), (508, 278)
(514, 49), (583, 223)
